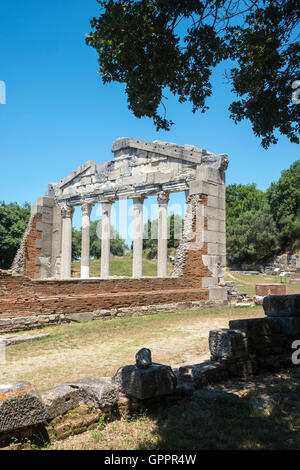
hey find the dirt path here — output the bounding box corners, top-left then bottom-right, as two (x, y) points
(0, 307), (263, 392)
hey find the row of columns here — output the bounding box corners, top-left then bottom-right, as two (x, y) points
(60, 192), (170, 279)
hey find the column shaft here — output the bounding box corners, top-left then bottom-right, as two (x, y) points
(101, 202), (112, 278)
(60, 205), (74, 279)
(81, 202), (92, 278)
(157, 192), (169, 277)
(132, 197), (144, 277)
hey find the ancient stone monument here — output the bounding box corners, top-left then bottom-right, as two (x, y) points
(0, 138), (229, 332)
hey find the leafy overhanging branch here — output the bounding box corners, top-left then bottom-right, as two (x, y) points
(86, 0), (300, 147)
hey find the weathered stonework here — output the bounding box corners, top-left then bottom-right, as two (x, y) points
(3, 138), (229, 330)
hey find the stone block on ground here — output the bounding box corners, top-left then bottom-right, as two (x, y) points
(112, 364), (177, 400)
(42, 384), (81, 419)
(0, 382), (48, 433)
(263, 295), (300, 317)
(64, 377), (119, 409)
(257, 353), (292, 370)
(209, 328), (249, 361)
(225, 359), (258, 378)
(229, 317), (281, 338)
(178, 360), (228, 387)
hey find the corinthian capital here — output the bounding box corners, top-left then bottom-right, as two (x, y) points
(81, 201), (93, 217)
(60, 204), (74, 219)
(157, 191), (169, 205)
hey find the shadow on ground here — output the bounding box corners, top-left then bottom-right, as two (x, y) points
(135, 369), (300, 450)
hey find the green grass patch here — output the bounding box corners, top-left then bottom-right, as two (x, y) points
(72, 254), (173, 278)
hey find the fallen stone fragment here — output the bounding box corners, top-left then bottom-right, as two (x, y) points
(250, 393), (279, 416)
(263, 294), (300, 317)
(136, 348), (152, 368)
(64, 377), (119, 409)
(0, 381), (48, 433)
(0, 333), (51, 346)
(112, 363), (177, 400)
(178, 360), (228, 387)
(209, 328), (249, 361)
(42, 384), (81, 419)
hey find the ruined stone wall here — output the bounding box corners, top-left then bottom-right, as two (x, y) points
(0, 269), (219, 333)
(11, 197), (62, 280)
(4, 138), (228, 332)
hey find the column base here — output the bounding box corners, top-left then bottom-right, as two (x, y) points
(80, 265), (90, 279)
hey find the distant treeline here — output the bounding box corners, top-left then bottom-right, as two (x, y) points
(0, 161), (298, 269)
(226, 160), (299, 264)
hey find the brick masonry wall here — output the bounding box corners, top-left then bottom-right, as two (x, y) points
(180, 194), (211, 283)
(256, 284), (286, 296)
(0, 270), (213, 332)
(23, 213), (42, 278)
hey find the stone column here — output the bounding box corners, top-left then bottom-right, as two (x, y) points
(60, 204), (74, 279)
(157, 192), (169, 277)
(132, 196), (145, 278)
(101, 201), (112, 278)
(80, 201), (93, 279)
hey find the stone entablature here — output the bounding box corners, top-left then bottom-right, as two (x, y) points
(47, 138), (228, 205)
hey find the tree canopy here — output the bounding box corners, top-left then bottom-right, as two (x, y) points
(226, 160), (300, 264)
(267, 159), (300, 250)
(72, 221), (128, 260)
(0, 202), (31, 269)
(86, 0), (299, 148)
(143, 214), (183, 258)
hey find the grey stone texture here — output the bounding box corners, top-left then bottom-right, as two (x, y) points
(49, 138), (228, 207)
(0, 381), (48, 433)
(112, 363), (177, 400)
(263, 294), (300, 317)
(178, 360), (229, 388)
(136, 348), (152, 368)
(42, 384), (81, 419)
(65, 377), (119, 409)
(209, 329), (249, 361)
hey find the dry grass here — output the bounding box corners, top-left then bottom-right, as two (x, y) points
(0, 306), (264, 393)
(224, 271), (300, 296)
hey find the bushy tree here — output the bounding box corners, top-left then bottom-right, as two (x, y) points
(0, 202), (31, 269)
(90, 220), (128, 258)
(227, 206), (280, 264)
(267, 160), (300, 250)
(143, 214), (183, 258)
(72, 227), (82, 260)
(87, 0), (299, 148)
(226, 183), (266, 222)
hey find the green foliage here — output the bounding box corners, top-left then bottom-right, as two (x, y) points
(0, 201), (31, 269)
(143, 214), (183, 258)
(226, 184), (266, 222)
(226, 161), (299, 264)
(72, 227), (82, 260)
(98, 413), (107, 430)
(90, 220), (128, 258)
(86, 0), (299, 148)
(267, 160), (300, 249)
(227, 206), (280, 264)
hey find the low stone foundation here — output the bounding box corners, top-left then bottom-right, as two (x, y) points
(1, 294), (299, 449)
(0, 300), (227, 333)
(0, 269), (227, 333)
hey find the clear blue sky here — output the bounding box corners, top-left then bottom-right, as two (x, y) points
(0, 0), (299, 231)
